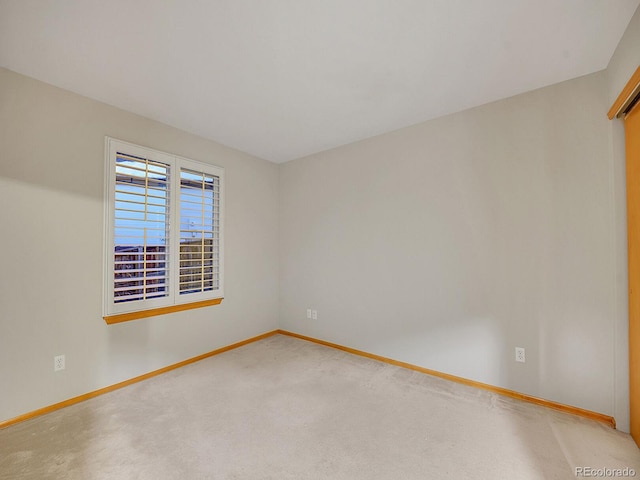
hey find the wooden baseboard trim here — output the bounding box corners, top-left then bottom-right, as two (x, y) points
(278, 330), (616, 429)
(0, 329), (279, 430)
(2, 329), (615, 431)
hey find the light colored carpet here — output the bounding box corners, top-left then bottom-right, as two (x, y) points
(1, 334), (639, 479)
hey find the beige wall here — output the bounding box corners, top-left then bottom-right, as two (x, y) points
(0, 68), (280, 422)
(280, 70), (620, 426)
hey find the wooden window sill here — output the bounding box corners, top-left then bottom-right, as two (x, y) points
(103, 298), (223, 324)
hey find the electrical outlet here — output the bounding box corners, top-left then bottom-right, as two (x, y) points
(54, 354), (65, 371)
(312, 310), (318, 320)
(307, 308), (312, 319)
(515, 347), (525, 363)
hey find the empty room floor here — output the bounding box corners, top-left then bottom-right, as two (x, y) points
(1, 334), (639, 479)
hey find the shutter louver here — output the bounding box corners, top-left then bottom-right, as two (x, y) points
(114, 153), (170, 303)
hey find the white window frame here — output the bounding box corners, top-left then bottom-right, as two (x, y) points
(103, 137), (224, 318)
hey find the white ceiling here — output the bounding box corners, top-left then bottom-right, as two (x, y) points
(1, 1), (638, 163)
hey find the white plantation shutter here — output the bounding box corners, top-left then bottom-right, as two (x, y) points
(104, 138), (224, 317)
(179, 169), (221, 295)
(114, 153), (170, 303)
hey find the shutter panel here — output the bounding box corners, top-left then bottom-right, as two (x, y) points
(113, 152), (170, 303)
(179, 168), (220, 295)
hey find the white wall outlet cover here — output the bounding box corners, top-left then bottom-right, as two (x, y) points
(312, 310), (318, 320)
(307, 309), (312, 319)
(515, 347), (525, 363)
(54, 354), (65, 371)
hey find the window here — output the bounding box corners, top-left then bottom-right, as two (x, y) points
(103, 138), (224, 322)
